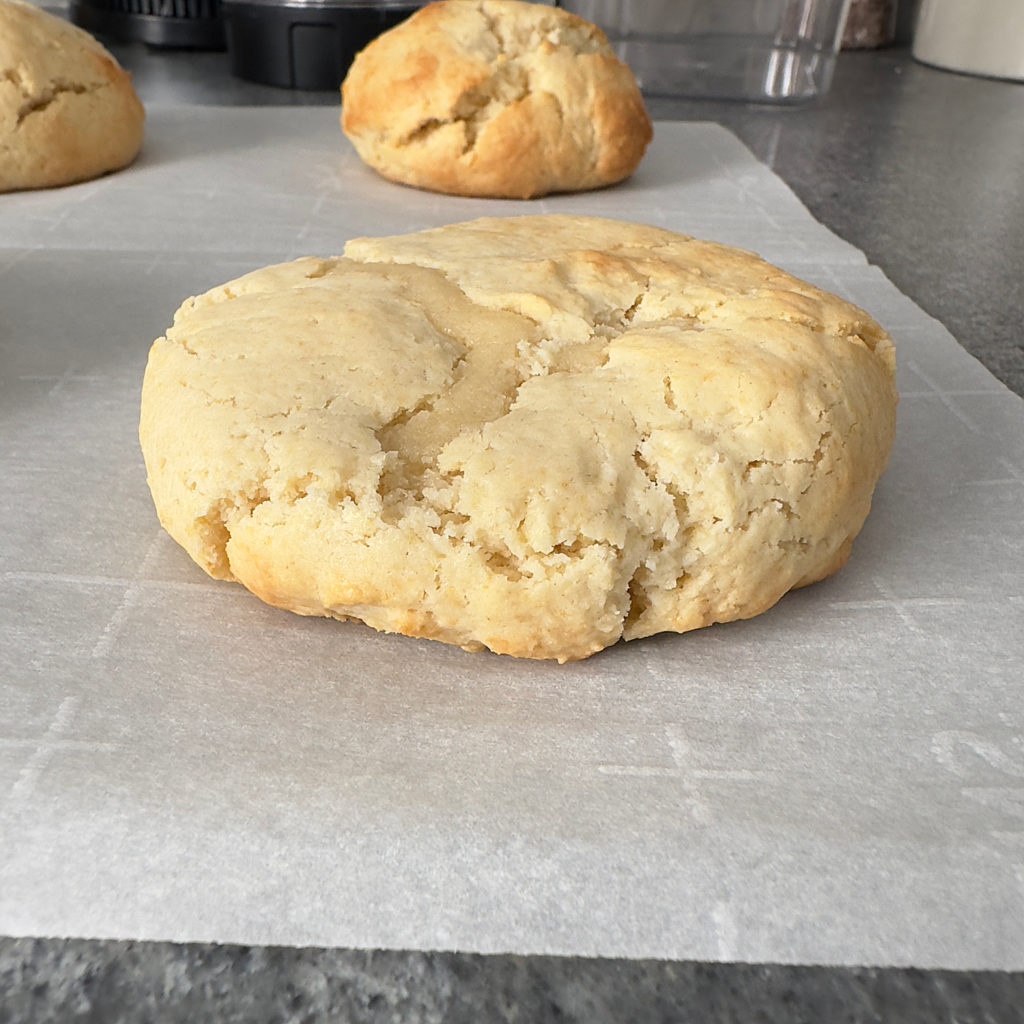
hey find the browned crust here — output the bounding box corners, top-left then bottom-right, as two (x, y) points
(340, 0), (651, 200)
(0, 0), (144, 192)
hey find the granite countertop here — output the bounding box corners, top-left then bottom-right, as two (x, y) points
(2, 32), (1023, 1024)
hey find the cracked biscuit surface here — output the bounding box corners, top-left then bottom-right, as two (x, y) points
(340, 0), (651, 199)
(139, 215), (898, 662)
(1, 0), (143, 192)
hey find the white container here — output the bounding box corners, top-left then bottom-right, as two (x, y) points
(560, 0), (852, 102)
(913, 0), (1024, 82)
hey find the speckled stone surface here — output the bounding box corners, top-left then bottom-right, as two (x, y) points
(3, 939), (1024, 1023)
(3, 29), (1023, 1023)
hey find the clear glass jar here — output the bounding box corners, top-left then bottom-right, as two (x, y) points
(560, 0), (853, 102)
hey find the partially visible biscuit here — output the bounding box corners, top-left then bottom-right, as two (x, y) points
(340, 0), (651, 199)
(0, 0), (144, 192)
(139, 214), (898, 663)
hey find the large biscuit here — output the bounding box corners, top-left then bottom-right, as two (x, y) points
(0, 0), (144, 192)
(340, 0), (651, 199)
(140, 215), (898, 662)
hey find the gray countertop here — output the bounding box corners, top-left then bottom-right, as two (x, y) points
(2, 32), (1024, 1024)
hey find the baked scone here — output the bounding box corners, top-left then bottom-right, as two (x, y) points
(0, 0), (144, 192)
(139, 215), (897, 662)
(340, 0), (651, 199)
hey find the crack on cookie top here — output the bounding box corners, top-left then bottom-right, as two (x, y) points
(396, 1), (607, 157)
(13, 78), (93, 125)
(418, 60), (531, 154)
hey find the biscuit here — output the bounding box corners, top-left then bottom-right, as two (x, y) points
(340, 0), (651, 199)
(0, 0), (144, 192)
(139, 215), (897, 662)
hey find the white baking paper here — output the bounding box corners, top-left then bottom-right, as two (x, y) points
(1, 110), (1022, 970)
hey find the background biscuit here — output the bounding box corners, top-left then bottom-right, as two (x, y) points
(340, 0), (651, 199)
(0, 0), (144, 192)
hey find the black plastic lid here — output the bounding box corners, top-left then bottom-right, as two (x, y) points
(70, 0), (226, 50)
(222, 0), (426, 90)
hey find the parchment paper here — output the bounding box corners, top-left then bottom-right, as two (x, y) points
(1, 110), (1022, 970)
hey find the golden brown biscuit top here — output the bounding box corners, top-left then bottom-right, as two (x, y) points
(341, 0), (652, 199)
(1, 0), (144, 191)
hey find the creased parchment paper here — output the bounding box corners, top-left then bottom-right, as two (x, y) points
(1, 111), (1022, 970)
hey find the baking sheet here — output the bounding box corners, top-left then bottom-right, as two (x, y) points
(1, 110), (1022, 970)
